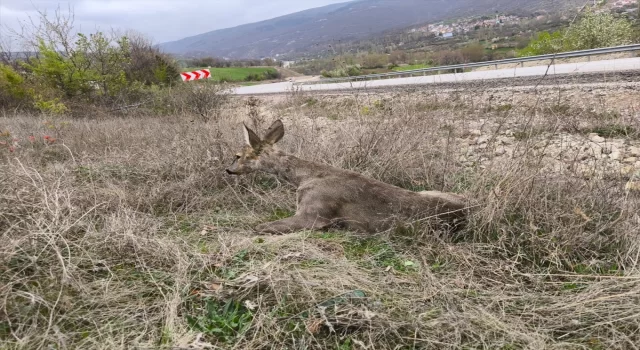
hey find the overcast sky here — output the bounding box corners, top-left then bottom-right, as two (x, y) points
(0, 0), (351, 44)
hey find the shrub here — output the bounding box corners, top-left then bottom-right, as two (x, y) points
(3, 10), (182, 115)
(22, 39), (96, 98)
(125, 32), (180, 86)
(157, 82), (230, 121)
(262, 69), (281, 80)
(517, 31), (565, 56)
(361, 53), (389, 69)
(0, 64), (29, 106)
(320, 65), (362, 78)
(33, 96), (69, 115)
(293, 58), (339, 75)
(245, 73), (264, 82)
(346, 65), (362, 76)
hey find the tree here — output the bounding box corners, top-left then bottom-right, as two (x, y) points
(518, 10), (633, 57)
(24, 38), (95, 98)
(460, 44), (485, 63)
(0, 34), (17, 67)
(123, 30), (179, 86)
(431, 50), (464, 66)
(261, 58), (277, 66)
(389, 50), (408, 65)
(77, 32), (131, 96)
(515, 36), (530, 50)
(564, 10), (633, 50)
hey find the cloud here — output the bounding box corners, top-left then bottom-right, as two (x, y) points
(0, 0), (351, 43)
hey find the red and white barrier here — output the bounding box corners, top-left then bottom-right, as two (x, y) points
(181, 69), (211, 82)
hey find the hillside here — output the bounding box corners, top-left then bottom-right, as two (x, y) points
(159, 0), (585, 59)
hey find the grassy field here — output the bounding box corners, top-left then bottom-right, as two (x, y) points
(1, 83), (640, 349)
(182, 67), (279, 82)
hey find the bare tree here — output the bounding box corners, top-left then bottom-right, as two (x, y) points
(7, 5), (77, 60)
(0, 31), (15, 66)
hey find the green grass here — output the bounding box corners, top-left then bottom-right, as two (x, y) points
(185, 299), (253, 344)
(393, 64), (432, 72)
(360, 68), (392, 75)
(181, 67), (279, 82)
(313, 233), (419, 273)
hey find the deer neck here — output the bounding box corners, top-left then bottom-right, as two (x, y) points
(260, 151), (328, 187)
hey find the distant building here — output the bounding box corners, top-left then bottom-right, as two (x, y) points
(282, 61), (296, 68)
(442, 32), (454, 38)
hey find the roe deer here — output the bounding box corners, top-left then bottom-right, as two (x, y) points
(226, 120), (468, 234)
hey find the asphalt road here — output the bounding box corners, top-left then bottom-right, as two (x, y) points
(230, 57), (640, 95)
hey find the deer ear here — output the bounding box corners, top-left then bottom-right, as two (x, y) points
(263, 120), (284, 145)
(243, 123), (261, 149)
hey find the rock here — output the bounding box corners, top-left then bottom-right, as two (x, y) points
(500, 137), (514, 146)
(495, 147), (507, 156)
(623, 157), (638, 164)
(628, 147), (640, 157)
(589, 133), (605, 143)
(469, 129), (482, 136)
(621, 166), (635, 175)
(601, 145), (618, 155)
(565, 141), (578, 150)
(476, 135), (490, 145)
(609, 152), (621, 161)
(626, 181), (640, 193)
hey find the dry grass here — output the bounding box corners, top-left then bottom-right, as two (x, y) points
(1, 82), (640, 350)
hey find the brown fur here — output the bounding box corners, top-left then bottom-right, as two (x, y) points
(226, 120), (468, 234)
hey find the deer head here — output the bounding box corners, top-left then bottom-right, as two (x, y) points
(225, 120), (285, 175)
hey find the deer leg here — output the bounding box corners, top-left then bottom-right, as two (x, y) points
(254, 214), (331, 235)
